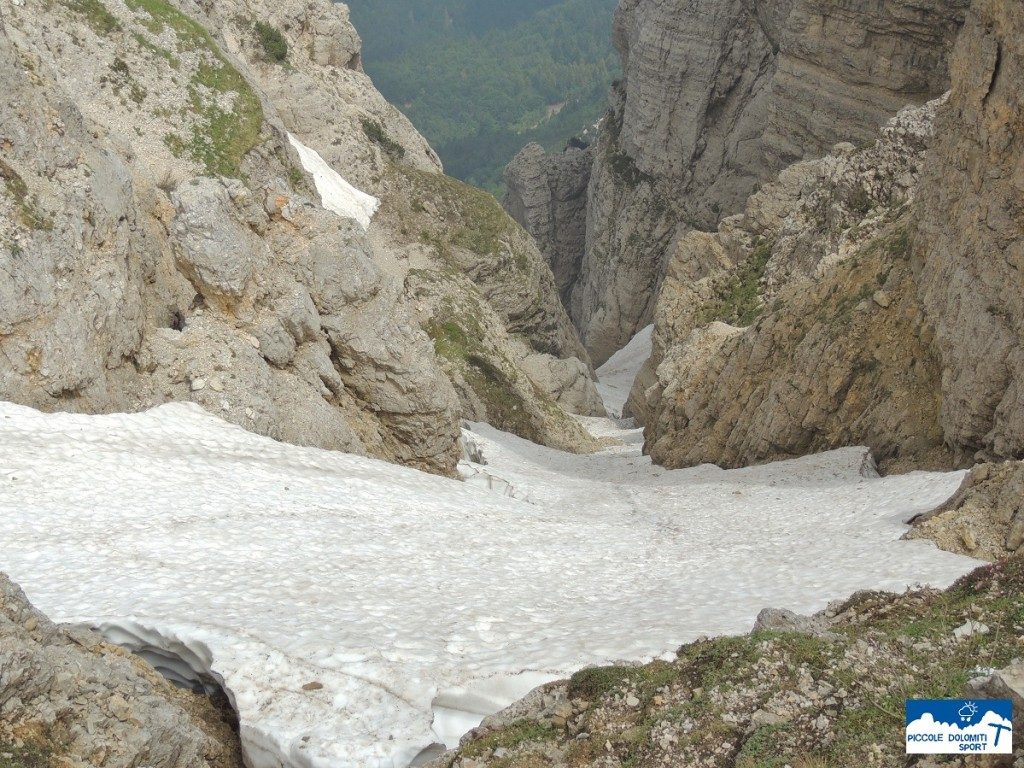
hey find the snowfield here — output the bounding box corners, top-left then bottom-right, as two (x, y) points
(0, 332), (981, 768)
(288, 133), (380, 230)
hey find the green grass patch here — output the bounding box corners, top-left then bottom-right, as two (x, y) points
(397, 166), (521, 262)
(734, 723), (795, 768)
(0, 741), (50, 768)
(361, 117), (405, 160)
(253, 21), (288, 63)
(460, 719), (556, 759)
(60, 0), (121, 33)
(0, 160), (53, 231)
(128, 0), (263, 176)
(568, 660), (679, 702)
(696, 238), (773, 327)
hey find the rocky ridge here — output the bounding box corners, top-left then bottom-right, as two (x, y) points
(505, 0), (968, 365)
(0, 0), (600, 475)
(0, 572), (242, 768)
(630, 0), (1024, 471)
(633, 98), (951, 471)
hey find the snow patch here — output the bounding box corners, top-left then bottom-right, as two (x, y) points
(596, 324), (653, 417)
(287, 132), (380, 230)
(0, 400), (982, 768)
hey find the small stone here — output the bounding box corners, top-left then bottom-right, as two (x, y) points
(953, 620), (989, 640)
(959, 525), (978, 552)
(24, 616), (38, 632)
(209, 378), (224, 392)
(872, 290), (891, 308)
(301, 681), (324, 691)
(190, 378), (206, 392)
(625, 694), (640, 708)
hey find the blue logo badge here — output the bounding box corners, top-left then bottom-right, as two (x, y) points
(906, 699), (1013, 754)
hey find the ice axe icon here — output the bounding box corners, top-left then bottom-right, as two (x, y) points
(990, 720), (1011, 747)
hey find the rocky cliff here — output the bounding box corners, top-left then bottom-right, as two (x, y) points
(0, 0), (600, 475)
(635, 100), (952, 471)
(0, 572), (242, 768)
(634, 0), (1024, 472)
(506, 0), (967, 366)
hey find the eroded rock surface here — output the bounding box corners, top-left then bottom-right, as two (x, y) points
(508, 0), (968, 365)
(0, 0), (598, 472)
(0, 573), (242, 768)
(636, 100), (951, 471)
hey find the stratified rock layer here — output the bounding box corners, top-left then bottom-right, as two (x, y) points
(636, 100), (951, 471)
(913, 0), (1024, 463)
(503, 143), (592, 306)
(507, 0), (968, 365)
(637, 0), (1024, 472)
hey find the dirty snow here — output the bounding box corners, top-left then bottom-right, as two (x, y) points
(288, 132), (380, 229)
(0, 330), (981, 768)
(595, 323), (652, 417)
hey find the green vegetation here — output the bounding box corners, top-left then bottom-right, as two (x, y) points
(697, 238), (774, 327)
(569, 660), (679, 703)
(424, 298), (537, 441)
(461, 720), (556, 759)
(127, 0), (263, 176)
(60, 0), (121, 34)
(360, 117), (405, 160)
(253, 21), (288, 63)
(0, 160), (53, 231)
(396, 166), (523, 263)
(0, 741), (50, 768)
(346, 0), (619, 192)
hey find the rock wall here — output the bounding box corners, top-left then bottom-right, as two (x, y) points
(503, 143), (593, 306)
(0, 572), (242, 768)
(506, 0), (968, 366)
(637, 0), (1024, 472)
(0, 0), (600, 473)
(637, 100), (953, 471)
(913, 0), (1024, 463)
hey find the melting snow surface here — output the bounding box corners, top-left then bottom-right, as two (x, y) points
(288, 132), (380, 230)
(0, 326), (982, 768)
(595, 324), (653, 417)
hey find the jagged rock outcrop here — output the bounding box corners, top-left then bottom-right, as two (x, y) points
(509, 0), (967, 366)
(909, 460), (1024, 561)
(636, 100), (952, 471)
(0, 572), (242, 767)
(503, 143), (593, 305)
(0, 0), (600, 473)
(635, 0), (1024, 472)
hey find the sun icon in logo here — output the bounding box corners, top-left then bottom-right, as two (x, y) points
(958, 702), (979, 723)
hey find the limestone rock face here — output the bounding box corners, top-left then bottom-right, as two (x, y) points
(638, 100), (953, 471)
(503, 143), (593, 306)
(0, 572), (242, 767)
(763, 0), (969, 169)
(511, 0), (968, 365)
(0, 0), (598, 472)
(913, 0), (1024, 464)
(909, 460), (1024, 561)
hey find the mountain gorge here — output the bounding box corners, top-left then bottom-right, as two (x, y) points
(1, 0), (1023, 766)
